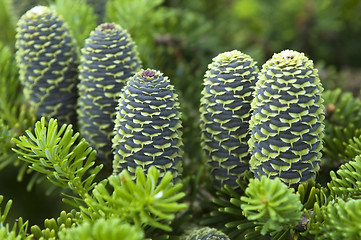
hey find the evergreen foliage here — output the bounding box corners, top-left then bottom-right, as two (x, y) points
(0, 120), (12, 160)
(12, 118), (187, 238)
(78, 22), (141, 169)
(345, 134), (361, 159)
(58, 217), (144, 240)
(113, 69), (183, 179)
(200, 171), (257, 240)
(241, 176), (303, 235)
(12, 117), (102, 203)
(1, 1), (361, 239)
(0, 42), (35, 179)
(30, 210), (80, 239)
(106, 0), (164, 65)
(322, 88), (361, 164)
(0, 0), (16, 46)
(327, 155), (361, 200)
(0, 195), (32, 240)
(249, 50), (324, 188)
(303, 153), (361, 239)
(200, 50), (258, 190)
(81, 166), (187, 233)
(0, 42), (33, 133)
(0, 44), (20, 169)
(317, 199), (361, 240)
(16, 6), (78, 125)
(50, 0), (97, 52)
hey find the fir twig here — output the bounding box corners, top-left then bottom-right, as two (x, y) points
(12, 117), (102, 203)
(81, 166), (187, 233)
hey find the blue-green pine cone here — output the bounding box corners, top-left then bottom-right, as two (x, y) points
(200, 50), (258, 189)
(16, 6), (78, 125)
(249, 50), (324, 188)
(186, 227), (230, 240)
(113, 69), (183, 179)
(78, 23), (141, 166)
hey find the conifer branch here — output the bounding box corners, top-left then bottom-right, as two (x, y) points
(12, 117), (102, 202)
(0, 195), (32, 240)
(81, 166), (187, 232)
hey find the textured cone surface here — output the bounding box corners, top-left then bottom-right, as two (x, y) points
(78, 23), (141, 166)
(200, 50), (258, 189)
(249, 50), (324, 188)
(16, 6), (78, 125)
(187, 227), (230, 240)
(113, 69), (183, 179)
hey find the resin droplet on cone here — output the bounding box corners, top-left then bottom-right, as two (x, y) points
(248, 50), (325, 188)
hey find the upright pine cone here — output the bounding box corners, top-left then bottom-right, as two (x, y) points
(113, 69), (182, 179)
(77, 23), (141, 167)
(248, 50), (324, 188)
(185, 227), (230, 240)
(200, 50), (258, 189)
(16, 6), (78, 125)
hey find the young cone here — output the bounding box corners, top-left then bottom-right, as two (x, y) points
(249, 50), (324, 188)
(200, 50), (258, 190)
(16, 6), (78, 125)
(112, 69), (183, 179)
(185, 227), (230, 240)
(77, 23), (141, 167)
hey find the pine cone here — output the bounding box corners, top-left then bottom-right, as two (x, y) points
(186, 227), (230, 240)
(200, 50), (258, 190)
(16, 6), (78, 125)
(249, 50), (324, 188)
(78, 23), (141, 167)
(113, 69), (183, 179)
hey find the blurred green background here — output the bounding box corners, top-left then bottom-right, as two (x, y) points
(1, 0), (361, 228)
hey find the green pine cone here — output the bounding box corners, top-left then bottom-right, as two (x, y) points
(186, 227), (230, 240)
(16, 6), (78, 125)
(78, 23), (141, 166)
(249, 50), (324, 188)
(200, 50), (258, 189)
(113, 69), (183, 179)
